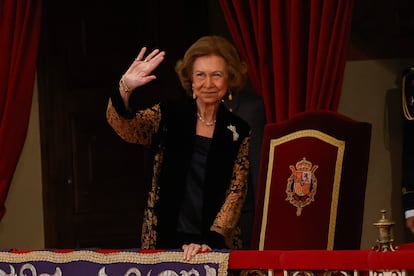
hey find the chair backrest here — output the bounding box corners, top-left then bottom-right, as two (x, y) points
(251, 111), (372, 250)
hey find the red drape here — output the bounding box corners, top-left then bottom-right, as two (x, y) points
(219, 0), (354, 123)
(0, 0), (42, 220)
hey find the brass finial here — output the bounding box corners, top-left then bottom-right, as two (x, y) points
(372, 209), (398, 252)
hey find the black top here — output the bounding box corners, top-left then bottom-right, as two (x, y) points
(177, 135), (212, 235)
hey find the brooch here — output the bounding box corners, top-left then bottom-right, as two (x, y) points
(227, 124), (239, 141)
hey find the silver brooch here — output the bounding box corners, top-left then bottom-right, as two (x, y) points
(227, 124), (239, 141)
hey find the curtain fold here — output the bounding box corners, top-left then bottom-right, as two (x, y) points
(219, 0), (354, 123)
(0, 0), (42, 220)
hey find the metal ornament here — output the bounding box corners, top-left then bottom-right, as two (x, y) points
(372, 209), (398, 252)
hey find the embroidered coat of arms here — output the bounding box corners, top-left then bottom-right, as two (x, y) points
(286, 157), (318, 216)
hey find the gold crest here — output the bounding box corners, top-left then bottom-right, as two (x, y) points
(286, 157), (318, 216)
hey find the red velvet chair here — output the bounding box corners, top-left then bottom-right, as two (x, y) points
(251, 111), (372, 250)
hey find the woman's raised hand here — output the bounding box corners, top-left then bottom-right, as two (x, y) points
(118, 47), (165, 109)
(120, 47), (166, 93)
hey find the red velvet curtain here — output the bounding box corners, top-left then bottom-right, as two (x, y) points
(219, 0), (354, 123)
(0, 0), (42, 220)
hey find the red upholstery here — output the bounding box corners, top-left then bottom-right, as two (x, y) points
(228, 249), (414, 270)
(251, 111), (372, 250)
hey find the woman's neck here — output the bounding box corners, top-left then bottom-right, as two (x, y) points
(196, 102), (218, 122)
(195, 102), (218, 137)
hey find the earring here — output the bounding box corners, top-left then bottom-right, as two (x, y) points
(192, 83), (196, 99)
(228, 90), (233, 101)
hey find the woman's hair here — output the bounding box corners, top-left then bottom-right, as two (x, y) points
(175, 35), (248, 95)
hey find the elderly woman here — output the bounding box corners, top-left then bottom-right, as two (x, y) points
(106, 36), (251, 260)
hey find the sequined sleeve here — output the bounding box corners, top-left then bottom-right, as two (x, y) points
(211, 135), (250, 239)
(106, 99), (161, 145)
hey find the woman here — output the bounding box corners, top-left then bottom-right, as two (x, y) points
(106, 36), (251, 260)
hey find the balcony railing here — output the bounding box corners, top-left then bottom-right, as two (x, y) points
(1, 245), (414, 276)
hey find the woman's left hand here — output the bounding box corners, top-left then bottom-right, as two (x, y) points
(182, 243), (212, 261)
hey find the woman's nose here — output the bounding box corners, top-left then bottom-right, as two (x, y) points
(205, 76), (213, 87)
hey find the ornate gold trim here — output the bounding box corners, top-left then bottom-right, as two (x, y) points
(259, 129), (345, 250)
(0, 251), (229, 275)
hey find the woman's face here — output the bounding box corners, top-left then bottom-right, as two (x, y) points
(192, 55), (229, 105)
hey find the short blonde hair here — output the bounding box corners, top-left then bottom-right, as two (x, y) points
(175, 36), (248, 95)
